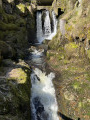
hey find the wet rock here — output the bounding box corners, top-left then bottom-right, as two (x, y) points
(33, 97), (45, 120)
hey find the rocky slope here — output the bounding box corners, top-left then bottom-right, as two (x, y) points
(46, 0), (90, 119)
(0, 0), (90, 120)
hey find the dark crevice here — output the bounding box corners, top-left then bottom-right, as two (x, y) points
(57, 8), (64, 18)
(37, 0), (53, 6)
(58, 112), (81, 120)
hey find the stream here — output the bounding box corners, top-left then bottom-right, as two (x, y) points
(29, 10), (59, 120)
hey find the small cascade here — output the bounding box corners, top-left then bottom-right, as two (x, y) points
(44, 11), (51, 36)
(36, 10), (57, 43)
(31, 9), (59, 120)
(31, 68), (59, 120)
(36, 11), (43, 43)
(30, 48), (59, 120)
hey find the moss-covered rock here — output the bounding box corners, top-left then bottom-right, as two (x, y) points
(16, 3), (26, 13)
(0, 60), (31, 120)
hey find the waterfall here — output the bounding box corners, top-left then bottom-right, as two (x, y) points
(46, 11), (57, 40)
(36, 11), (43, 43)
(52, 11), (57, 34)
(44, 11), (51, 36)
(36, 10), (57, 43)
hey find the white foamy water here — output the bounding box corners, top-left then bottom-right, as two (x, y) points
(31, 68), (59, 120)
(29, 49), (44, 65)
(36, 11), (44, 43)
(44, 11), (51, 36)
(46, 11), (57, 40)
(36, 10), (57, 43)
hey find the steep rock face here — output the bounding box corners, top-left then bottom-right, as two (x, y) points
(54, 0), (90, 48)
(0, 0), (36, 59)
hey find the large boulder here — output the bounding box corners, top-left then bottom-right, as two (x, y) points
(0, 60), (31, 119)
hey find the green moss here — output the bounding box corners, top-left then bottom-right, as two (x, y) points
(57, 54), (65, 60)
(63, 59), (70, 64)
(16, 3), (26, 13)
(72, 81), (81, 90)
(48, 31), (61, 49)
(0, 21), (18, 31)
(64, 42), (79, 59)
(7, 68), (27, 84)
(86, 73), (90, 82)
(65, 24), (73, 32)
(7, 66), (31, 105)
(47, 51), (55, 59)
(78, 101), (90, 116)
(16, 18), (26, 27)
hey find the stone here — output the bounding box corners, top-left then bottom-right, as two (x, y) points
(0, 60), (31, 119)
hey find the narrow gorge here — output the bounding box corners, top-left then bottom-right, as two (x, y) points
(0, 0), (90, 120)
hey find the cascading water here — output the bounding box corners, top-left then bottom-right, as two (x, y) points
(36, 11), (43, 43)
(44, 11), (51, 36)
(30, 48), (59, 120)
(30, 9), (59, 120)
(36, 10), (57, 43)
(46, 11), (57, 40)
